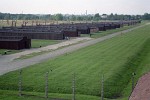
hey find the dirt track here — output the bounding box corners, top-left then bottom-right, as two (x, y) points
(129, 72), (150, 100)
(0, 24), (148, 75)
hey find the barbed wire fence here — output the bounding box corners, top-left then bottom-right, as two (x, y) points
(17, 70), (137, 100)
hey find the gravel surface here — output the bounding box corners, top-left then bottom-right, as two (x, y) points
(0, 24), (147, 75)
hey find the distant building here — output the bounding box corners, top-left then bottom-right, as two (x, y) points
(0, 36), (31, 50)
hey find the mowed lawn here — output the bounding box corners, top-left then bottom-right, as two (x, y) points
(0, 49), (20, 55)
(31, 39), (60, 48)
(91, 24), (140, 38)
(0, 25), (150, 100)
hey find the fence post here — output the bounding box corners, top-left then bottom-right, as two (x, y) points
(132, 72), (136, 92)
(45, 20), (46, 25)
(72, 73), (75, 100)
(14, 21), (17, 27)
(12, 20), (14, 27)
(32, 21), (34, 26)
(45, 72), (49, 99)
(19, 70), (22, 96)
(101, 74), (104, 100)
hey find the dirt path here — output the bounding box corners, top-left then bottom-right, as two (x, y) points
(129, 72), (150, 100)
(0, 24), (148, 75)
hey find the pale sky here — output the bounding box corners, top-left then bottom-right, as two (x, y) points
(0, 0), (149, 15)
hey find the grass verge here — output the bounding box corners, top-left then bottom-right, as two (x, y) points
(31, 39), (60, 48)
(15, 39), (90, 60)
(0, 90), (106, 100)
(91, 24), (141, 38)
(0, 49), (21, 55)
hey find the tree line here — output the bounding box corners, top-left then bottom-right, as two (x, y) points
(0, 12), (150, 21)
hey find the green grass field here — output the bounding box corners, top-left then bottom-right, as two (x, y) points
(0, 49), (21, 55)
(90, 24), (142, 38)
(0, 24), (150, 100)
(0, 90), (103, 100)
(31, 39), (60, 48)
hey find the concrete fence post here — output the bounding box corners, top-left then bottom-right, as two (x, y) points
(132, 72), (136, 92)
(45, 72), (49, 99)
(12, 21), (13, 27)
(32, 21), (34, 26)
(14, 21), (17, 27)
(19, 70), (22, 96)
(101, 74), (104, 100)
(45, 20), (46, 25)
(72, 73), (75, 100)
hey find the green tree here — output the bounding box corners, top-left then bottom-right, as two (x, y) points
(76, 16), (83, 21)
(70, 15), (76, 21)
(4, 14), (10, 20)
(55, 14), (63, 21)
(94, 13), (100, 21)
(142, 13), (150, 20)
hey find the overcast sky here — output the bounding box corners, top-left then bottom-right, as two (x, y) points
(0, 0), (149, 15)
